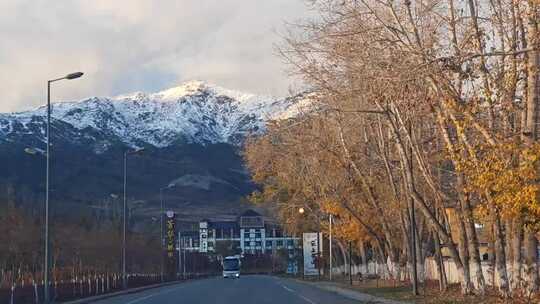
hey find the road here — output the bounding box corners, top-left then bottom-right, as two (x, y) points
(92, 275), (361, 304)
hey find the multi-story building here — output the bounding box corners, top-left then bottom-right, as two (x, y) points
(178, 210), (300, 255)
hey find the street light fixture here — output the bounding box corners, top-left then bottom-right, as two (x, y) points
(24, 147), (47, 156)
(65, 72), (84, 80)
(42, 72), (84, 304)
(159, 183), (176, 283)
(122, 147), (145, 289)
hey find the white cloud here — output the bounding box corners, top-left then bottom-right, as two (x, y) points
(0, 0), (310, 112)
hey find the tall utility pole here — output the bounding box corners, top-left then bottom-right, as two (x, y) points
(44, 72), (83, 304)
(329, 214), (333, 281)
(180, 232), (183, 279)
(349, 241), (353, 285)
(316, 231), (321, 280)
(160, 188), (165, 283)
(408, 121), (419, 295)
(122, 148), (144, 289)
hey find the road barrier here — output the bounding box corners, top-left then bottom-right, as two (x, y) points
(0, 272), (223, 304)
(0, 273), (164, 304)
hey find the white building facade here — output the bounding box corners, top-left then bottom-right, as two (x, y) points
(180, 210), (300, 255)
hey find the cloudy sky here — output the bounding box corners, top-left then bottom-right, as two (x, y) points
(0, 0), (311, 113)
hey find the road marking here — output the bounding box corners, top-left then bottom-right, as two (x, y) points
(282, 285), (295, 292)
(280, 284), (317, 304)
(124, 285), (185, 304)
(298, 294), (317, 304)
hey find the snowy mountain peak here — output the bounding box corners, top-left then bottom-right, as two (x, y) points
(152, 80), (209, 99)
(0, 81), (310, 150)
(148, 80), (261, 104)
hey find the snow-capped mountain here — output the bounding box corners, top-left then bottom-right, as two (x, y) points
(0, 81), (313, 221)
(0, 80), (309, 149)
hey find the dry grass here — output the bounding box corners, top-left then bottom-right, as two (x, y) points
(331, 278), (540, 304)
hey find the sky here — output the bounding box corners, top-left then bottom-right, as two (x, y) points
(0, 0), (311, 113)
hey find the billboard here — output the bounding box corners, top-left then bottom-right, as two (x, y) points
(303, 232), (323, 276)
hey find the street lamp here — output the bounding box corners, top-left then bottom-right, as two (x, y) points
(159, 183), (176, 283)
(122, 147), (145, 289)
(42, 72), (84, 304)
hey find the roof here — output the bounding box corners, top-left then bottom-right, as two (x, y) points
(240, 209), (262, 217)
(209, 221), (239, 230)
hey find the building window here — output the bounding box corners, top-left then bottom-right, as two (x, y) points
(208, 229), (214, 239)
(265, 240), (273, 248)
(255, 232), (262, 239)
(255, 241), (262, 247)
(208, 241), (214, 248)
(243, 231), (250, 238)
(244, 241), (250, 248)
(276, 240), (283, 247)
(240, 217), (264, 228)
(287, 240), (294, 247)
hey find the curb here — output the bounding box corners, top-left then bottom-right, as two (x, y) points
(293, 279), (408, 304)
(60, 281), (183, 304)
(315, 284), (407, 304)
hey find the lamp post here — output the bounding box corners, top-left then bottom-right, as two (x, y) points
(122, 147), (145, 289)
(159, 184), (175, 283)
(41, 72), (84, 304)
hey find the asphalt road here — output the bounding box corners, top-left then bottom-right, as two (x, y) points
(91, 275), (361, 304)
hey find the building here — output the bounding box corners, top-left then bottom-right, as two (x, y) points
(178, 210), (300, 255)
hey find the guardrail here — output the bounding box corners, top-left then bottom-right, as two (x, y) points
(0, 273), (218, 304)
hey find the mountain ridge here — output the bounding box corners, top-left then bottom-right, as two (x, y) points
(0, 81), (311, 149)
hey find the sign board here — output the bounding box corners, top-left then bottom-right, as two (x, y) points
(287, 260), (298, 275)
(199, 221), (208, 253)
(165, 211), (177, 277)
(303, 232), (323, 276)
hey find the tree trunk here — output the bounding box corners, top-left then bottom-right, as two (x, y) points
(359, 241), (368, 274)
(511, 218), (523, 290)
(524, 230), (539, 294)
(493, 210), (510, 297)
(433, 229), (447, 291)
(457, 174), (486, 294)
(385, 107), (468, 293)
(456, 212), (473, 294)
(523, 0), (540, 295)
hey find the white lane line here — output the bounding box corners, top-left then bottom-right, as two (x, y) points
(298, 294), (317, 304)
(282, 285), (295, 292)
(280, 284), (317, 304)
(125, 285), (185, 304)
